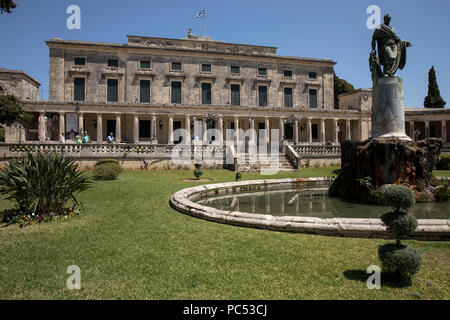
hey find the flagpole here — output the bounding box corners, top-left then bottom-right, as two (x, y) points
(203, 10), (206, 37)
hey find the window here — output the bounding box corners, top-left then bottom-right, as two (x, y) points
(107, 59), (119, 68)
(231, 84), (240, 106)
(74, 57), (86, 66)
(258, 67), (267, 76)
(107, 79), (119, 102)
(230, 65), (240, 74)
(140, 60), (151, 69)
(171, 81), (181, 104)
(283, 70), (292, 78)
(74, 77), (85, 101)
(201, 64), (211, 72)
(284, 87), (293, 108)
(171, 62), (182, 71)
(309, 89), (317, 109)
(139, 120), (151, 138)
(309, 72), (317, 79)
(201, 83), (211, 105)
(140, 80), (151, 103)
(258, 86), (267, 107)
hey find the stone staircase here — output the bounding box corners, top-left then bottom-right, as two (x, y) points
(237, 152), (296, 172)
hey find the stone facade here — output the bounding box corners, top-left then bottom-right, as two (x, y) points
(0, 68), (40, 101)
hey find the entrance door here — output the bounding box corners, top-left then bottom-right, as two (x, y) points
(284, 123), (293, 140)
(107, 120), (116, 139)
(173, 121), (182, 144)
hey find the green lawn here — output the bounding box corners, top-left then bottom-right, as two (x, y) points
(0, 167), (449, 300)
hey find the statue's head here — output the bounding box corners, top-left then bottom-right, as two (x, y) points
(384, 14), (392, 25)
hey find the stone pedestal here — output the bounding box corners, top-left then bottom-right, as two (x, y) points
(370, 77), (411, 140)
(330, 138), (443, 201)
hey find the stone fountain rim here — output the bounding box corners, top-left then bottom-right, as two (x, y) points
(169, 177), (450, 241)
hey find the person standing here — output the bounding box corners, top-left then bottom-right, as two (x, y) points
(107, 132), (115, 144)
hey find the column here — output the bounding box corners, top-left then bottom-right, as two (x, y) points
(409, 121), (414, 140)
(168, 114), (174, 144)
(202, 118), (207, 143)
(425, 121), (430, 138)
(38, 112), (46, 142)
(249, 117), (255, 146)
(306, 118), (312, 143)
(59, 111), (65, 139)
(265, 117), (270, 142)
(133, 114), (139, 143)
(96, 113), (102, 142)
(358, 120), (363, 142)
(319, 118), (325, 143)
(78, 112), (84, 135)
(115, 113), (121, 143)
(332, 118), (338, 143)
(441, 120), (446, 142)
(234, 116), (239, 145)
(152, 115), (157, 142)
(279, 117), (284, 145)
(294, 118), (299, 144)
(217, 115), (224, 142)
(346, 119), (351, 141)
(185, 115), (191, 144)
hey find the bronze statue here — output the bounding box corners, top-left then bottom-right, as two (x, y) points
(370, 14), (412, 82)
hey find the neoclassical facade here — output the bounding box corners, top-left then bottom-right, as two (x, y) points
(2, 35), (448, 146)
(4, 35), (370, 145)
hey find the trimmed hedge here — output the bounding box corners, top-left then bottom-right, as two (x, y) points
(93, 163), (122, 180)
(435, 154), (450, 170)
(378, 244), (422, 278)
(94, 159), (122, 167)
(383, 185), (415, 211)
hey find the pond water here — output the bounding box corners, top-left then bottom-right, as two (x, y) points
(197, 188), (449, 219)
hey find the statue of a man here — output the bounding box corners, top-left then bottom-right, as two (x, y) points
(370, 14), (412, 78)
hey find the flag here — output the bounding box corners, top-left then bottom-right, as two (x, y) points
(194, 9), (205, 18)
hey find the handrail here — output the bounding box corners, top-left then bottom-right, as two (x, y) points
(286, 145), (300, 169)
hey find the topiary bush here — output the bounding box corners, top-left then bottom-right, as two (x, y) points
(434, 183), (450, 202)
(383, 185), (415, 211)
(194, 163), (203, 180)
(93, 163), (122, 180)
(94, 159), (122, 168)
(435, 154), (450, 170)
(0, 152), (91, 226)
(378, 185), (422, 284)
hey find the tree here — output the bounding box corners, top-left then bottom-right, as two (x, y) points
(334, 73), (355, 109)
(0, 0), (18, 14)
(0, 95), (30, 127)
(424, 66), (446, 108)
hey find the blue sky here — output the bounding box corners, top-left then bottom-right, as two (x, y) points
(0, 0), (449, 107)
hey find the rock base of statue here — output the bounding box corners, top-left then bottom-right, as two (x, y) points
(329, 138), (443, 202)
(370, 77), (411, 140)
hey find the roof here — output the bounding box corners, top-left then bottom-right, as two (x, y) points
(0, 68), (41, 87)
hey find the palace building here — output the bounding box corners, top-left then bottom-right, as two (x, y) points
(1, 34), (449, 161)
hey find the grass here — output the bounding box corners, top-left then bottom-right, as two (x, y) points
(0, 167), (448, 300)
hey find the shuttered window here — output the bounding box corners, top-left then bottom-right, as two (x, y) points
(171, 62), (182, 71)
(284, 87), (293, 108)
(74, 57), (86, 66)
(140, 60), (151, 69)
(171, 81), (181, 104)
(201, 64), (211, 72)
(107, 79), (118, 102)
(201, 83), (211, 105)
(283, 70), (292, 78)
(309, 72), (317, 79)
(108, 59), (119, 68)
(231, 84), (240, 106)
(258, 67), (267, 76)
(258, 86), (267, 107)
(140, 80), (150, 103)
(309, 89), (317, 109)
(230, 65), (240, 74)
(74, 77), (85, 101)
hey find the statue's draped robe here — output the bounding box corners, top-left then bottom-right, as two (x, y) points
(372, 24), (407, 76)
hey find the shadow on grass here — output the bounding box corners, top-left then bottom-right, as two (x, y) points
(343, 269), (412, 288)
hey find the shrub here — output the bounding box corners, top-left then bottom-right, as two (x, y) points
(0, 127), (5, 142)
(378, 244), (422, 279)
(383, 185), (415, 211)
(194, 163), (203, 180)
(381, 211), (418, 239)
(94, 159), (122, 168)
(435, 183), (450, 202)
(0, 152), (91, 217)
(368, 188), (386, 205)
(93, 163), (122, 180)
(435, 154), (450, 170)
